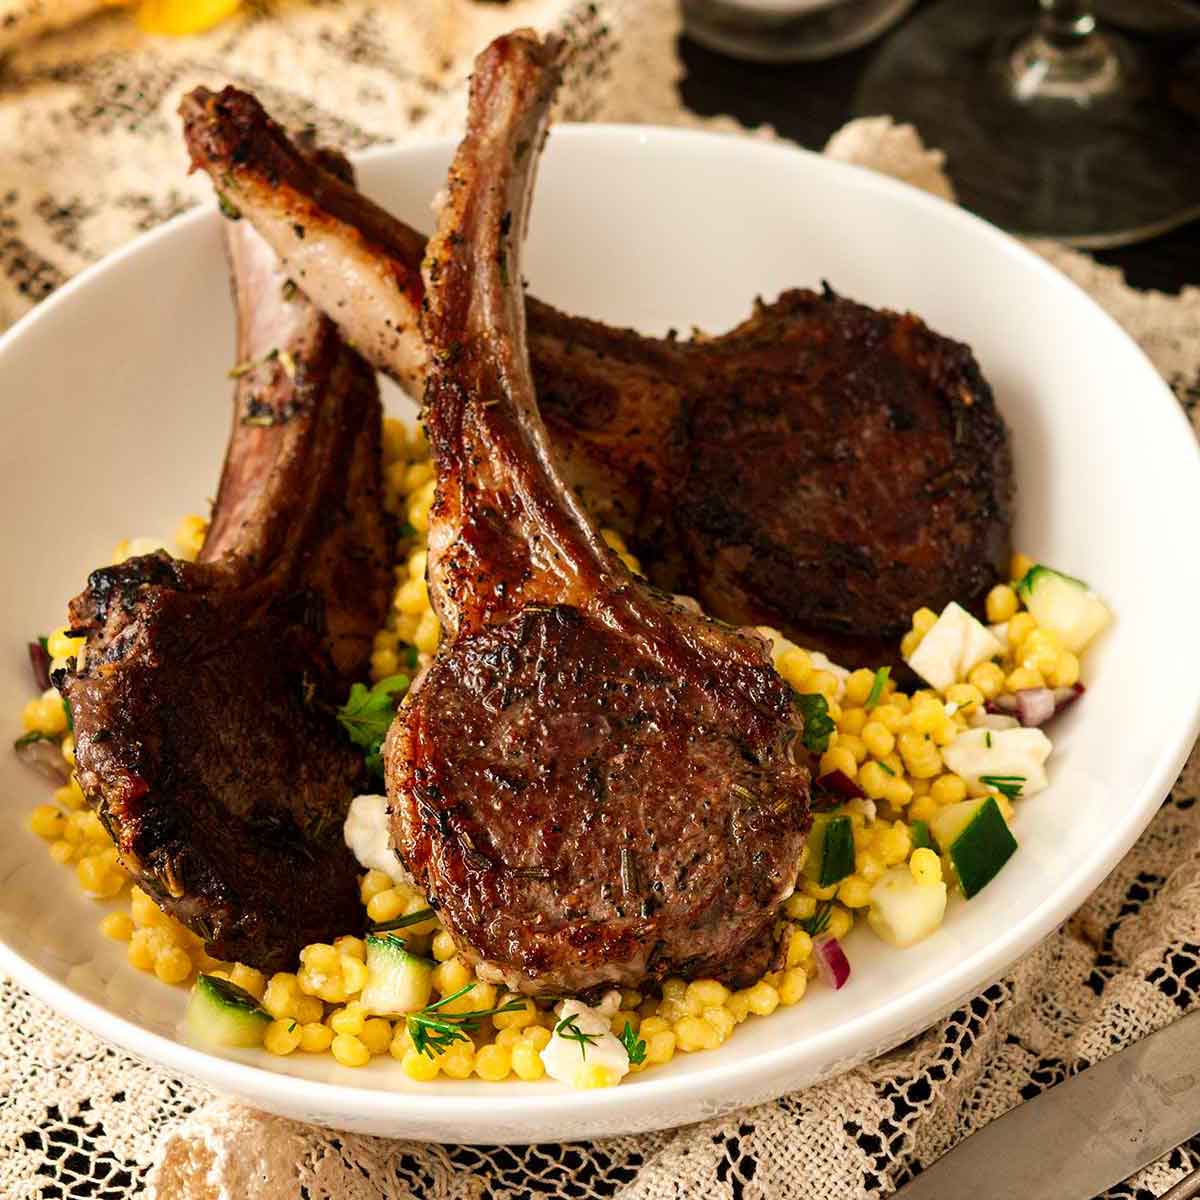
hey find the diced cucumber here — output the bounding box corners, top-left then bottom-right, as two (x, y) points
(186, 974), (271, 1048)
(1017, 565), (1111, 653)
(360, 934), (434, 1016)
(867, 866), (948, 948)
(930, 796), (1017, 899)
(803, 814), (855, 888)
(909, 820), (932, 851)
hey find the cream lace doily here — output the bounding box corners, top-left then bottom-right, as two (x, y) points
(1, 3), (1198, 1198)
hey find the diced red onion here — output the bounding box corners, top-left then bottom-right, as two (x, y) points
(813, 936), (851, 990)
(814, 769), (865, 804)
(28, 641), (52, 691)
(987, 684), (1085, 727)
(14, 736), (71, 784)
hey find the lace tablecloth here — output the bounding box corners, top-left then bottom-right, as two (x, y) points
(1, 2), (1198, 1197)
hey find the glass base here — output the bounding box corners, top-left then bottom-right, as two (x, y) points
(682, 0), (916, 64)
(854, 0), (1200, 246)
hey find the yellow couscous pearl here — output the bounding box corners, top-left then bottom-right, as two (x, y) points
(908, 795), (938, 823)
(945, 682), (984, 713)
(230, 963), (266, 1001)
(884, 776), (914, 808)
(786, 928), (813, 967)
(264, 1019), (303, 1056)
(55, 778), (86, 811)
(912, 607), (939, 636)
(511, 1040), (545, 1080)
(152, 946), (192, 985)
(173, 514), (209, 561)
(359, 869), (393, 905)
(1010, 552), (1035, 581)
(872, 704), (906, 734)
(341, 956), (369, 994)
(431, 930), (458, 962)
(644, 1029), (677, 1063)
(329, 1002), (367, 1036)
(398, 1047), (439, 1080)
(413, 611), (441, 655)
(843, 668), (877, 707)
(301, 943), (340, 974)
(474, 1044), (512, 1081)
(294, 994), (324, 1024)
(440, 1046), (477, 1079)
(493, 996), (537, 1030)
(382, 418), (408, 463)
(908, 697), (944, 735)
(783, 893), (817, 921)
(838, 875), (873, 908)
(819, 746), (858, 779)
(127, 930), (157, 972)
(686, 979), (730, 1012)
(331, 1034), (370, 1068)
(366, 888), (406, 924)
(861, 721), (896, 760)
(1048, 651), (1080, 688)
(827, 907), (854, 940)
(28, 804), (65, 840)
(1019, 628), (1061, 674)
(1006, 666), (1045, 692)
(299, 1022), (334, 1053)
(877, 822), (912, 865)
(856, 761), (887, 800)
(806, 670), (839, 701)
(524, 1024), (553, 1050)
(262, 973), (300, 1020)
(432, 957), (472, 997)
(334, 935), (366, 962)
(1007, 611), (1037, 648)
(835, 733), (868, 765)
(985, 584), (1019, 623)
(910, 848), (943, 885)
(360, 1017), (393, 1055)
(494, 1027), (524, 1049)
(775, 647), (812, 691)
(778, 968), (808, 1006)
(745, 981), (780, 1017)
(49, 840), (76, 865)
(100, 911), (134, 942)
(839, 707), (868, 736)
(704, 1006), (736, 1043)
(23, 691), (68, 736)
(968, 661), (1006, 699)
(898, 732), (942, 778)
(930, 774), (968, 806)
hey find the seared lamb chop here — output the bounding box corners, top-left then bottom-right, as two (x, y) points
(57, 176), (391, 971)
(382, 30), (810, 996)
(181, 85), (1012, 671)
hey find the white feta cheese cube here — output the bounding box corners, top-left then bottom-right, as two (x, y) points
(906, 602), (1005, 692)
(941, 726), (1053, 798)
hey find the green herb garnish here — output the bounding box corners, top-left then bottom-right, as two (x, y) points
(864, 666), (890, 710)
(877, 761), (895, 777)
(794, 693), (835, 754)
(62, 697), (73, 732)
(799, 901), (833, 937)
(14, 730), (57, 750)
(370, 907), (435, 933)
(406, 984), (525, 1059)
(336, 673), (410, 782)
(216, 191), (242, 221)
(554, 1012), (601, 1060)
(985, 731), (993, 748)
(619, 1021), (646, 1066)
(980, 774), (1024, 800)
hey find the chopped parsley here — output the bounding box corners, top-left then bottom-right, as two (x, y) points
(980, 774), (1024, 800)
(619, 1021), (646, 1066)
(406, 984), (525, 1058)
(865, 666), (890, 710)
(799, 901), (833, 937)
(794, 692), (835, 754)
(554, 1012), (601, 1060)
(336, 673), (410, 781)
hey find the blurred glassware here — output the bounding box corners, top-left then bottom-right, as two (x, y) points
(682, 0), (916, 62)
(855, 0), (1200, 246)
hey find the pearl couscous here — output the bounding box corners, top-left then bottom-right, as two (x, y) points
(15, 416), (1109, 1089)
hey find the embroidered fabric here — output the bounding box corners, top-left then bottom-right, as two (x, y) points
(1, 3), (1197, 1196)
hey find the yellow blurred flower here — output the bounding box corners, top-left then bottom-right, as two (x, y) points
(133, 0), (242, 35)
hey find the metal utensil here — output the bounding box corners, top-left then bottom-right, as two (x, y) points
(894, 1007), (1200, 1199)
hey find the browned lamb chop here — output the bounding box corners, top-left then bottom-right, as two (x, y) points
(57, 165), (391, 971)
(181, 84), (1012, 671)
(382, 30), (811, 996)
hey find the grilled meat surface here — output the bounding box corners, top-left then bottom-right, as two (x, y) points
(57, 186), (390, 970)
(382, 31), (811, 996)
(182, 84), (1013, 670)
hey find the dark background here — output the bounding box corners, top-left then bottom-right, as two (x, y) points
(678, 0), (1200, 293)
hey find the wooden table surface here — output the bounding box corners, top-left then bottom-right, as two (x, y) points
(677, 2), (1200, 295)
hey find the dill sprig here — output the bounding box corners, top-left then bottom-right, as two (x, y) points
(554, 1012), (601, 1060)
(799, 901), (834, 937)
(369, 907), (436, 933)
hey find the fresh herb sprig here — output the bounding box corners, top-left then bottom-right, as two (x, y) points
(619, 1021), (646, 1066)
(406, 984), (526, 1058)
(980, 774), (1025, 800)
(554, 1013), (601, 1060)
(799, 901), (833, 937)
(794, 693), (835, 754)
(336, 674), (411, 781)
(370, 907), (436, 933)
(864, 666), (890, 710)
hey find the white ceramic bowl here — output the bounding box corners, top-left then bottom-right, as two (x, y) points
(1, 127), (1197, 1144)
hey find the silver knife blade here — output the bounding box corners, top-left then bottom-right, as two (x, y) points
(894, 1007), (1200, 1199)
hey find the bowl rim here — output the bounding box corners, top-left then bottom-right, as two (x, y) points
(2, 121), (1197, 1135)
